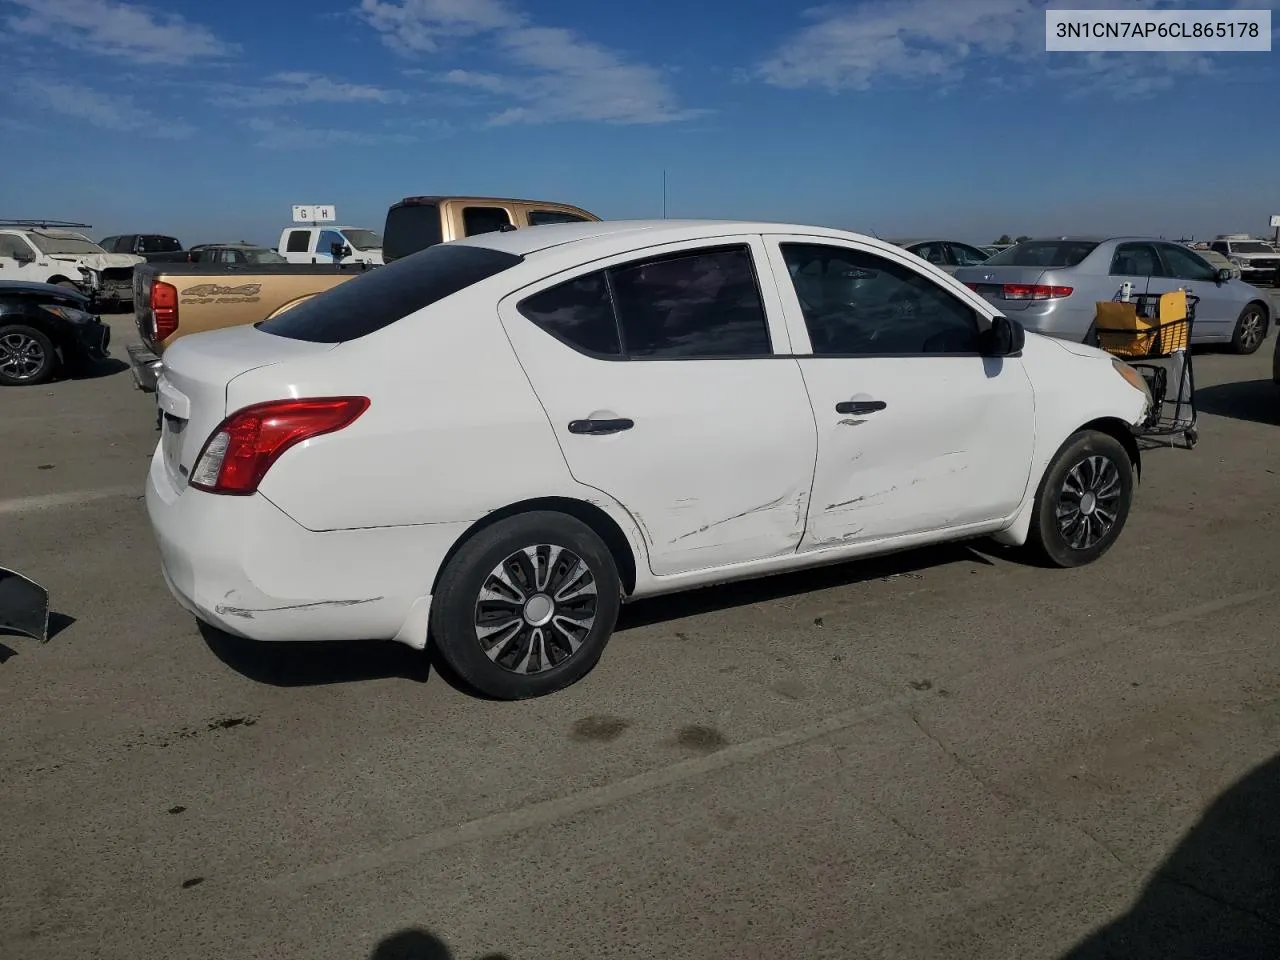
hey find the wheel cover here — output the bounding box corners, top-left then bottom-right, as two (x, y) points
(1056, 455), (1123, 550)
(0, 332), (46, 381)
(1239, 309), (1265, 351)
(473, 544), (598, 675)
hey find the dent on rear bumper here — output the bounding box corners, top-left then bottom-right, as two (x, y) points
(145, 456), (467, 644)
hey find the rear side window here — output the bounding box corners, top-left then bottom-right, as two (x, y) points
(528, 210), (591, 226)
(383, 202), (442, 262)
(984, 241), (1098, 268)
(1110, 242), (1161, 277)
(463, 206), (513, 236)
(610, 247), (771, 358)
(519, 272), (621, 356)
(258, 244), (524, 343)
(285, 230), (311, 253)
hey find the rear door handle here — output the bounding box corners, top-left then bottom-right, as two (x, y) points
(835, 400), (886, 415)
(568, 418), (634, 436)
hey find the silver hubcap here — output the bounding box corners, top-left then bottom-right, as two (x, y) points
(0, 332), (46, 381)
(1057, 455), (1123, 550)
(473, 544), (598, 675)
(1240, 311), (1264, 350)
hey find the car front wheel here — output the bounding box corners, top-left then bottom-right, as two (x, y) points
(1231, 303), (1269, 355)
(1026, 429), (1135, 568)
(429, 511), (622, 700)
(0, 324), (57, 386)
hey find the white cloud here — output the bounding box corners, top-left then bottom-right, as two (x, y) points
(246, 117), (415, 150)
(359, 0), (702, 125)
(757, 0), (1265, 96)
(25, 80), (194, 138)
(214, 72), (409, 108)
(4, 0), (235, 65)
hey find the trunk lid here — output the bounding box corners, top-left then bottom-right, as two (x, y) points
(155, 325), (336, 490)
(952, 265), (1049, 312)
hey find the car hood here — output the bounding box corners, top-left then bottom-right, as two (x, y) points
(1044, 335), (1113, 362)
(0, 279), (91, 304)
(48, 252), (144, 270)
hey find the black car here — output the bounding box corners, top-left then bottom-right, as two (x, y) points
(0, 280), (111, 386)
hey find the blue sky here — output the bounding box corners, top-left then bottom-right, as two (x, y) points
(1, 0), (1278, 247)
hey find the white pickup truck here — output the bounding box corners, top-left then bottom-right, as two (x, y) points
(0, 220), (144, 306)
(276, 225), (384, 266)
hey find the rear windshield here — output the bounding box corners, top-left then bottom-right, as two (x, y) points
(257, 243), (523, 343)
(984, 241), (1099, 268)
(141, 235), (182, 253)
(383, 202), (442, 262)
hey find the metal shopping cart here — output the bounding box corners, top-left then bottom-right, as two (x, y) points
(1090, 289), (1198, 449)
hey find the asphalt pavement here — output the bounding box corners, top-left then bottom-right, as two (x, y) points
(3, 302), (1280, 960)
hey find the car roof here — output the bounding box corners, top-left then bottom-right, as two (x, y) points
(452, 219), (917, 258)
(0, 279), (90, 302)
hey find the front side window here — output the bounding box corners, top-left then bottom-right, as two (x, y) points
(780, 243), (982, 355)
(463, 206), (513, 237)
(317, 230), (346, 256)
(609, 246), (771, 359)
(527, 210), (590, 226)
(0, 235), (30, 258)
(1157, 244), (1217, 282)
(285, 230), (311, 253)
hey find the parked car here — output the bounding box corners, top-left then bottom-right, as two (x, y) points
(890, 238), (991, 274)
(128, 258), (368, 391)
(1208, 236), (1280, 286)
(278, 226), (384, 266)
(382, 195), (599, 263)
(99, 234), (184, 261)
(953, 236), (1273, 354)
(146, 219), (1151, 700)
(0, 279), (111, 386)
(0, 220), (141, 307)
(146, 243), (289, 266)
(1195, 248), (1241, 281)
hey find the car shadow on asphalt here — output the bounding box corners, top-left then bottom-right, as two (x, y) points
(197, 542), (997, 693)
(368, 927), (509, 959)
(69, 357), (129, 381)
(1194, 378), (1280, 427)
(1060, 752), (1280, 959)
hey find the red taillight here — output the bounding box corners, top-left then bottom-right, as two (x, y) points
(1002, 284), (1073, 300)
(151, 280), (179, 340)
(189, 397), (370, 495)
(963, 282), (979, 291)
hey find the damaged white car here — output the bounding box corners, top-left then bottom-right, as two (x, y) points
(0, 220), (143, 309)
(146, 219), (1153, 701)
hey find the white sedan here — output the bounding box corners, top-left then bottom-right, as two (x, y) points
(146, 219), (1152, 700)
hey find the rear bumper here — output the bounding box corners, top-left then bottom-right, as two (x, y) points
(127, 343), (162, 392)
(145, 451), (466, 645)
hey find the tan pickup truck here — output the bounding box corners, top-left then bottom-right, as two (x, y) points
(127, 195), (598, 391)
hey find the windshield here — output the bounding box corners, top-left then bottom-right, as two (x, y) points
(342, 229), (382, 251)
(28, 232), (105, 255)
(1230, 242), (1273, 254)
(242, 248), (287, 263)
(984, 241), (1098, 268)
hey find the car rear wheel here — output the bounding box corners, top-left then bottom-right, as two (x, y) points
(0, 324), (56, 386)
(1026, 429), (1134, 568)
(429, 511), (622, 700)
(1231, 303), (1268, 355)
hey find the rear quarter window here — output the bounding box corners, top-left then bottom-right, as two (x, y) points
(984, 241), (1099, 268)
(257, 244), (523, 343)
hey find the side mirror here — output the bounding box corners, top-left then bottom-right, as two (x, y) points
(1216, 268), (1233, 283)
(331, 242), (352, 260)
(13, 250), (34, 264)
(983, 315), (1025, 356)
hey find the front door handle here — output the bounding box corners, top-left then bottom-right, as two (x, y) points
(835, 400), (886, 415)
(568, 418), (634, 436)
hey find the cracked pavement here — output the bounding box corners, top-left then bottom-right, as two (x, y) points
(3, 304), (1280, 959)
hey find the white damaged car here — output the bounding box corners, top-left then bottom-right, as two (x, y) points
(0, 223), (143, 307)
(145, 219), (1153, 700)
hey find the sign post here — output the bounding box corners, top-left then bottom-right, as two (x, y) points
(1270, 214), (1280, 244)
(291, 205), (337, 224)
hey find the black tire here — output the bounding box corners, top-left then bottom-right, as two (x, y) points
(429, 511), (621, 700)
(1026, 429), (1135, 568)
(0, 323), (57, 386)
(1230, 302), (1269, 355)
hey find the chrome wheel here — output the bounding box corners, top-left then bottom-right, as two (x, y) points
(1238, 308), (1265, 352)
(0, 331), (47, 382)
(1056, 455), (1122, 550)
(473, 544), (598, 675)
